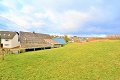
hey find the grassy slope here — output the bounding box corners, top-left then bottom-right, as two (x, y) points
(0, 40), (120, 80)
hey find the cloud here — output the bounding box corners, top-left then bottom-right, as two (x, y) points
(0, 12), (31, 31)
(59, 10), (91, 32)
(43, 8), (103, 33)
(31, 21), (46, 27)
(34, 12), (47, 19)
(1, 0), (15, 9)
(21, 5), (34, 14)
(0, 0), (120, 35)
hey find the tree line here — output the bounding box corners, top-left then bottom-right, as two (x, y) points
(106, 34), (120, 40)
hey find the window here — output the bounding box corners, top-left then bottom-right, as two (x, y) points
(4, 44), (9, 46)
(5, 39), (9, 41)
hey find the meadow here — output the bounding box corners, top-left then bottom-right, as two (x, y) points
(0, 40), (120, 80)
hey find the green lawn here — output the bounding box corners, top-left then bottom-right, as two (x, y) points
(0, 40), (120, 80)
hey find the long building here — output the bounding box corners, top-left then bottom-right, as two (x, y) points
(0, 31), (66, 49)
(19, 31), (52, 48)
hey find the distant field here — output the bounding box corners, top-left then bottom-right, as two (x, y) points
(0, 40), (120, 80)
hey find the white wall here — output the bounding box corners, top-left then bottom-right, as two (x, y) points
(1, 39), (12, 48)
(11, 34), (20, 48)
(1, 34), (20, 48)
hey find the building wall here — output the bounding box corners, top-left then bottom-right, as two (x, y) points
(54, 44), (61, 48)
(1, 34), (20, 48)
(11, 34), (20, 48)
(1, 39), (12, 48)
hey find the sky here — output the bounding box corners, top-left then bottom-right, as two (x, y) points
(0, 0), (120, 37)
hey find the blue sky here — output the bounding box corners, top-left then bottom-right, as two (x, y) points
(0, 0), (120, 37)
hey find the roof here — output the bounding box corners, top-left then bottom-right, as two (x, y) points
(19, 31), (51, 48)
(52, 38), (67, 44)
(44, 39), (60, 44)
(0, 31), (17, 39)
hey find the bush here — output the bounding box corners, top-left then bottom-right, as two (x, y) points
(19, 49), (26, 53)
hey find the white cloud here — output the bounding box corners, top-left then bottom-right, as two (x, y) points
(46, 10), (59, 23)
(0, 4), (104, 34)
(21, 5), (34, 14)
(34, 12), (47, 18)
(43, 10), (91, 33)
(0, 10), (47, 31)
(1, 0), (16, 9)
(0, 12), (31, 30)
(60, 10), (91, 32)
(0, 0), (109, 34)
(31, 21), (46, 27)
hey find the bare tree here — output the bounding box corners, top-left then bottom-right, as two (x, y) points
(107, 34), (120, 40)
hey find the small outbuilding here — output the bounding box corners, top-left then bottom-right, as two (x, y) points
(44, 39), (61, 48)
(52, 38), (67, 46)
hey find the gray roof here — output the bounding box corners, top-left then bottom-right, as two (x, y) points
(19, 31), (51, 48)
(0, 31), (17, 39)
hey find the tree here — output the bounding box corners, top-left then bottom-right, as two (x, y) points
(73, 36), (78, 38)
(73, 36), (79, 42)
(64, 35), (69, 42)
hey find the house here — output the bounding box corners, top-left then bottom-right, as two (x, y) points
(52, 38), (67, 46)
(69, 37), (75, 42)
(0, 31), (67, 50)
(0, 31), (20, 48)
(44, 39), (61, 48)
(69, 37), (88, 43)
(19, 31), (51, 48)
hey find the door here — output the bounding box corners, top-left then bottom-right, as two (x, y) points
(0, 44), (3, 48)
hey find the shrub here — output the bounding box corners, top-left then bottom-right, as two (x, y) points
(19, 49), (26, 53)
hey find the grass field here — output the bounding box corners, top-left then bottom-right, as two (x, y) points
(0, 40), (120, 80)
